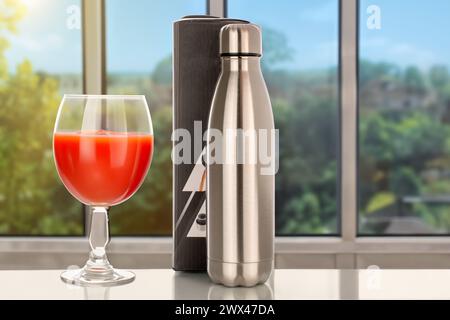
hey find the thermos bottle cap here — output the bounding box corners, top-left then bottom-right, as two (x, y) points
(220, 23), (262, 57)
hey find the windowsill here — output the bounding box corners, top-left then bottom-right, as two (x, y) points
(2, 236), (450, 254)
(2, 236), (450, 269)
(0, 237), (172, 254)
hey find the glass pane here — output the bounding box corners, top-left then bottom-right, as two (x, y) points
(106, 0), (205, 235)
(0, 0), (83, 235)
(229, 0), (340, 235)
(359, 0), (450, 234)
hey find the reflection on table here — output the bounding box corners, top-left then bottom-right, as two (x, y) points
(1, 269), (450, 299)
(172, 272), (274, 300)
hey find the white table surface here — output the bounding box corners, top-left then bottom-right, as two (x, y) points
(1, 269), (449, 300)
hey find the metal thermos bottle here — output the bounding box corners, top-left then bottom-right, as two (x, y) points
(207, 24), (275, 287)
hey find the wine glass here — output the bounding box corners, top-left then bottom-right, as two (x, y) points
(53, 95), (154, 286)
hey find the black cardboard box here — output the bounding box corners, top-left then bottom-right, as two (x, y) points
(172, 16), (248, 271)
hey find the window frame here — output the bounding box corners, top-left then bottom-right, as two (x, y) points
(1, 0), (450, 269)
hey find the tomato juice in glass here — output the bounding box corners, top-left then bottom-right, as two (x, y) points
(53, 130), (153, 206)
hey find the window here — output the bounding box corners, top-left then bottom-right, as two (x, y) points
(359, 0), (450, 235)
(228, 0), (340, 235)
(106, 0), (206, 235)
(2, 0), (340, 238)
(0, 0), (83, 235)
(3, 0), (450, 270)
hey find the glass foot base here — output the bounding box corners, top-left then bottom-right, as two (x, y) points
(61, 268), (135, 287)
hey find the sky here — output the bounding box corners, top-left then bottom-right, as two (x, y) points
(5, 0), (82, 74)
(228, 0), (339, 71)
(4, 0), (450, 74)
(360, 0), (450, 69)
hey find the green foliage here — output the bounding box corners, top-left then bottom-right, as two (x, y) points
(429, 65), (449, 89)
(111, 106), (173, 235)
(360, 61), (450, 233)
(282, 193), (321, 234)
(361, 111), (450, 164)
(152, 55), (172, 86)
(3, 6), (450, 236)
(359, 60), (400, 87)
(366, 192), (396, 214)
(261, 25), (293, 71)
(0, 0), (81, 235)
(274, 89), (338, 234)
(0, 0), (26, 79)
(390, 167), (422, 197)
(404, 66), (426, 92)
(0, 60), (82, 234)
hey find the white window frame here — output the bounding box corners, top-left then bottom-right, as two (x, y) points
(1, 0), (450, 270)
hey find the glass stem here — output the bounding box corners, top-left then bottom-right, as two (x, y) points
(84, 206), (114, 278)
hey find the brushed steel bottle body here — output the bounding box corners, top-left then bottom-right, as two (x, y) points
(207, 24), (275, 287)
